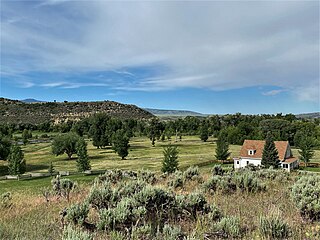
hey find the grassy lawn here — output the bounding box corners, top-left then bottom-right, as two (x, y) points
(1, 135), (319, 194)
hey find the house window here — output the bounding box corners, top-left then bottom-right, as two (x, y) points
(283, 164), (288, 168)
(248, 150), (256, 155)
(237, 161), (239, 164)
(246, 161), (249, 165)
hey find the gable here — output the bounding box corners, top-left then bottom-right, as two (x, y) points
(240, 140), (289, 160)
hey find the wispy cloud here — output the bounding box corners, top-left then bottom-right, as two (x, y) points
(262, 89), (285, 96)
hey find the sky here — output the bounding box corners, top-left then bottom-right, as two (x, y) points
(0, 0), (319, 114)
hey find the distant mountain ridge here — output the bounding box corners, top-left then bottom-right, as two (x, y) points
(144, 108), (206, 116)
(21, 98), (45, 103)
(295, 112), (320, 119)
(0, 98), (153, 124)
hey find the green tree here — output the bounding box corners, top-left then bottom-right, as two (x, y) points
(148, 118), (163, 146)
(297, 135), (316, 167)
(0, 136), (11, 160)
(261, 132), (280, 168)
(76, 138), (91, 171)
(200, 123), (209, 142)
(22, 129), (32, 145)
(112, 130), (130, 160)
(52, 133), (80, 159)
(48, 161), (55, 175)
(215, 132), (231, 162)
(89, 113), (110, 148)
(8, 144), (26, 175)
(162, 144), (179, 173)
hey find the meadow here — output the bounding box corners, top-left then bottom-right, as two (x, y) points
(1, 135), (320, 239)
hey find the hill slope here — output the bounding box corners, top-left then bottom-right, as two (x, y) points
(295, 112), (320, 119)
(0, 98), (153, 124)
(144, 108), (206, 117)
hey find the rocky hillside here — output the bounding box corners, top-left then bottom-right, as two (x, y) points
(0, 98), (154, 124)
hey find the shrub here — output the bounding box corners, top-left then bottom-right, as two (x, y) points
(206, 204), (223, 222)
(86, 182), (114, 210)
(99, 169), (123, 183)
(291, 175), (320, 221)
(233, 171), (266, 193)
(259, 215), (291, 239)
(212, 165), (225, 176)
(65, 202), (89, 225)
(62, 225), (93, 240)
(51, 176), (76, 201)
(162, 224), (185, 240)
(214, 216), (241, 238)
(182, 192), (207, 219)
(0, 192), (12, 209)
(168, 171), (184, 189)
(183, 166), (200, 180)
(137, 170), (157, 184)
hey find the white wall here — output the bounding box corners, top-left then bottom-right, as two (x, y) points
(234, 158), (261, 169)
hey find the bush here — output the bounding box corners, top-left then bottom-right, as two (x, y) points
(162, 224), (185, 240)
(259, 215), (291, 239)
(65, 202), (89, 225)
(62, 225), (93, 240)
(168, 171), (184, 189)
(183, 166), (200, 180)
(86, 182), (114, 210)
(137, 170), (157, 184)
(214, 216), (241, 238)
(233, 171), (266, 193)
(99, 169), (123, 183)
(291, 175), (320, 221)
(51, 176), (76, 201)
(212, 165), (225, 176)
(206, 204), (223, 222)
(0, 192), (12, 209)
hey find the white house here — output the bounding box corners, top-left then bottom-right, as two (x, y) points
(233, 140), (299, 172)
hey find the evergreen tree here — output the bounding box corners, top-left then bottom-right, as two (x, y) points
(261, 132), (280, 168)
(22, 129), (32, 145)
(76, 138), (91, 172)
(112, 130), (130, 160)
(162, 144), (179, 173)
(148, 118), (163, 146)
(8, 144), (26, 175)
(297, 135), (316, 167)
(48, 161), (55, 175)
(215, 132), (231, 162)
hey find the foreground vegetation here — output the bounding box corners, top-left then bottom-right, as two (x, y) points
(1, 167), (320, 239)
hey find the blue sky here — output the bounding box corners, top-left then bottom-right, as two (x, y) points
(1, 0), (319, 114)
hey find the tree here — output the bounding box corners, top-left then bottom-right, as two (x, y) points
(8, 144), (26, 175)
(76, 138), (91, 171)
(162, 144), (179, 173)
(0, 136), (11, 160)
(261, 132), (280, 168)
(148, 118), (163, 146)
(48, 161), (55, 175)
(89, 113), (110, 148)
(215, 132), (231, 162)
(22, 129), (32, 145)
(52, 133), (80, 159)
(112, 130), (130, 160)
(200, 123), (209, 142)
(297, 135), (316, 167)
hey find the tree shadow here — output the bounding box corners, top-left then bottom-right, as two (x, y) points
(26, 164), (49, 172)
(89, 155), (106, 161)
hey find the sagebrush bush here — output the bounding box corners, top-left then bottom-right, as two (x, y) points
(137, 170), (157, 184)
(99, 169), (123, 183)
(51, 176), (76, 201)
(291, 175), (320, 221)
(65, 202), (89, 225)
(168, 171), (184, 189)
(259, 215), (291, 239)
(62, 225), (93, 240)
(183, 166), (200, 180)
(215, 216), (242, 238)
(0, 192), (12, 209)
(212, 165), (225, 176)
(162, 224), (185, 240)
(86, 182), (114, 210)
(234, 171), (266, 193)
(206, 204), (223, 222)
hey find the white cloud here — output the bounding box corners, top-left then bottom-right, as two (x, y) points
(1, 1), (319, 101)
(262, 89), (286, 96)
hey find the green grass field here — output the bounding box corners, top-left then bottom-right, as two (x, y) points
(0, 135), (319, 194)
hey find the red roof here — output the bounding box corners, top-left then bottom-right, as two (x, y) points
(239, 140), (290, 161)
